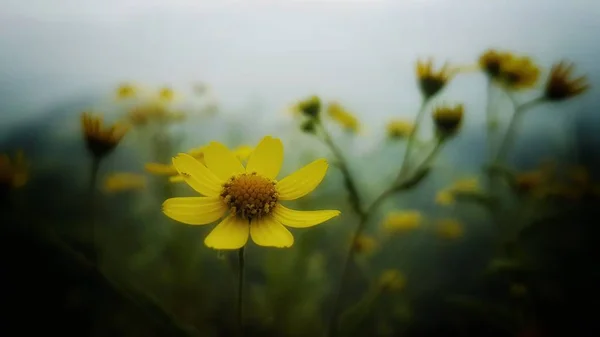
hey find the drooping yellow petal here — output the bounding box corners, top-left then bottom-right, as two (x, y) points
(272, 204), (340, 228)
(250, 215), (294, 248)
(205, 215), (250, 249)
(172, 154), (223, 197)
(276, 159), (328, 201)
(203, 141), (245, 181)
(245, 136), (283, 179)
(162, 197), (226, 225)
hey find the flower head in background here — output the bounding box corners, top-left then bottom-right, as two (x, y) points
(115, 83), (137, 100)
(386, 119), (414, 140)
(158, 86), (176, 103)
(436, 218), (464, 240)
(327, 102), (360, 134)
(103, 173), (146, 194)
(435, 177), (480, 206)
(432, 103), (464, 137)
(381, 210), (422, 234)
(162, 136), (340, 249)
(544, 61), (589, 101)
(378, 269), (407, 292)
(296, 95), (322, 119)
(479, 49), (514, 79)
(498, 56), (540, 90)
(352, 234), (378, 255)
(416, 58), (454, 99)
(0, 150), (28, 193)
(81, 112), (129, 159)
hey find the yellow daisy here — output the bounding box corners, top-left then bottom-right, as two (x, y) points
(162, 136), (340, 249)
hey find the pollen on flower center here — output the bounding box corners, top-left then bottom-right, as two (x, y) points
(221, 172), (279, 221)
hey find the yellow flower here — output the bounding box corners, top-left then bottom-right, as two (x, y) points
(327, 102), (360, 133)
(435, 190), (454, 206)
(436, 218), (464, 240)
(479, 49), (514, 79)
(162, 136), (341, 249)
(0, 150), (28, 191)
(352, 234), (378, 255)
(103, 173), (146, 193)
(499, 56), (540, 90)
(116, 83), (137, 99)
(386, 119), (414, 139)
(545, 61), (589, 101)
(452, 177), (480, 193)
(378, 269), (406, 292)
(234, 145), (254, 163)
(382, 210), (422, 234)
(296, 95), (321, 118)
(432, 103), (464, 137)
(158, 87), (175, 102)
(416, 58), (454, 99)
(81, 112), (129, 159)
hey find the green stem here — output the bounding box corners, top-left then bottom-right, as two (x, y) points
(397, 98), (429, 181)
(237, 246), (245, 336)
(316, 120), (365, 217)
(495, 97), (545, 164)
(88, 156), (101, 265)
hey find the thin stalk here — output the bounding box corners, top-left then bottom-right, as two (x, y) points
(327, 137), (442, 337)
(495, 97), (545, 164)
(237, 246), (245, 336)
(397, 98), (429, 181)
(88, 156), (101, 265)
(316, 120), (365, 217)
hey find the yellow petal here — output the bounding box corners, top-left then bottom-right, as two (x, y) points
(169, 175), (184, 183)
(276, 159), (328, 201)
(250, 216), (294, 248)
(162, 197), (226, 225)
(203, 141), (245, 181)
(172, 154), (223, 197)
(145, 163), (178, 175)
(272, 204), (340, 228)
(205, 215), (249, 249)
(245, 136), (283, 179)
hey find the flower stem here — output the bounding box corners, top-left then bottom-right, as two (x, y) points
(316, 120), (365, 217)
(495, 96), (545, 164)
(237, 246), (245, 337)
(88, 156), (101, 265)
(397, 98), (429, 181)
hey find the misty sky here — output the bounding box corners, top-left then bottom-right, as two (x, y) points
(0, 0), (598, 144)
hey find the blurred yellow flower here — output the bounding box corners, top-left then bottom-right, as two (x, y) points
(382, 210), (422, 234)
(352, 234), (378, 255)
(499, 56), (540, 90)
(435, 177), (480, 206)
(432, 103), (464, 137)
(127, 103), (186, 126)
(327, 102), (360, 133)
(162, 136), (340, 249)
(435, 190), (454, 206)
(386, 119), (414, 139)
(0, 150), (28, 191)
(479, 49), (514, 79)
(295, 95), (321, 118)
(416, 58), (454, 99)
(116, 83), (137, 99)
(158, 86), (176, 102)
(81, 112), (129, 159)
(545, 61), (589, 101)
(378, 269), (406, 292)
(103, 173), (146, 193)
(436, 218), (464, 240)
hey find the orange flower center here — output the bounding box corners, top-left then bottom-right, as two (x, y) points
(221, 172), (278, 221)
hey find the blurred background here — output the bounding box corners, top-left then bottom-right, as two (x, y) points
(1, 0), (599, 336)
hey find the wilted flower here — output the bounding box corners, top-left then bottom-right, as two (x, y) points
(382, 210), (422, 234)
(103, 173), (146, 193)
(544, 61), (589, 101)
(116, 83), (137, 100)
(432, 104), (464, 137)
(81, 112), (129, 159)
(386, 119), (414, 140)
(327, 102), (360, 133)
(378, 269), (406, 292)
(436, 218), (464, 240)
(0, 151), (28, 193)
(162, 136), (340, 249)
(416, 58), (453, 99)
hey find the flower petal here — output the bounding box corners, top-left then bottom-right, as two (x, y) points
(245, 136), (283, 179)
(203, 141), (245, 181)
(276, 159), (328, 200)
(172, 154), (223, 197)
(204, 215), (249, 249)
(250, 216), (294, 248)
(272, 204), (340, 228)
(162, 197), (226, 225)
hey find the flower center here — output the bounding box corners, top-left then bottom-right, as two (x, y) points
(221, 172), (278, 221)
